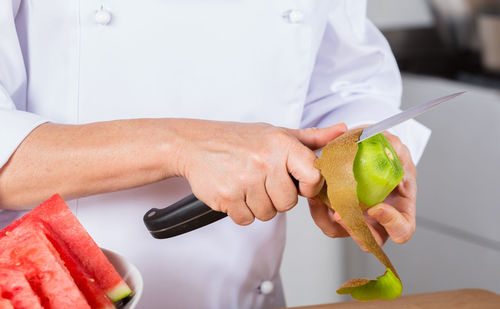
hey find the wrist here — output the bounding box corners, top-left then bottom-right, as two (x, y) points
(154, 118), (189, 179)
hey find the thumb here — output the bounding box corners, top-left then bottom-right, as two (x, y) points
(285, 123), (347, 150)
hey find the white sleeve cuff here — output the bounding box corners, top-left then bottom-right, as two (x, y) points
(302, 99), (431, 165)
(0, 108), (49, 168)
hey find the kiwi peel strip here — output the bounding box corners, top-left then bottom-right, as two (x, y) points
(314, 128), (403, 301)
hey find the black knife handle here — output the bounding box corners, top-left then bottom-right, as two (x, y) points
(143, 194), (227, 239)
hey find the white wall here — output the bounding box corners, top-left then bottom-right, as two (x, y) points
(367, 0), (434, 29)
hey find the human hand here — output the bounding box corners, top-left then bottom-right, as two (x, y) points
(309, 132), (417, 249)
(172, 119), (346, 225)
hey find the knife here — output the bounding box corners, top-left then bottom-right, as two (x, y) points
(144, 91), (465, 239)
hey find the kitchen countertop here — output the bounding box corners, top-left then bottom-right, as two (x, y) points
(287, 289), (500, 309)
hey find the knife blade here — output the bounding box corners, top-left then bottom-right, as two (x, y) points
(358, 91), (465, 143)
(144, 91), (465, 239)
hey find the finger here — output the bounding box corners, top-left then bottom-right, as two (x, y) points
(245, 183), (277, 221)
(285, 123), (347, 150)
(284, 123), (347, 198)
(364, 214), (389, 246)
(396, 148), (418, 203)
(383, 133), (403, 153)
(308, 199), (349, 238)
(226, 200), (255, 226)
(384, 133), (416, 177)
(286, 145), (324, 198)
(333, 212), (387, 251)
(395, 169), (417, 209)
(367, 203), (415, 244)
(266, 171), (298, 212)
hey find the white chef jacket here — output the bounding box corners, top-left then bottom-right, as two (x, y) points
(0, 1), (430, 308)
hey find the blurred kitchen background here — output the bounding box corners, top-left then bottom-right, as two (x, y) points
(281, 0), (500, 307)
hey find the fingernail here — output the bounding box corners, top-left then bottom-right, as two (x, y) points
(327, 208), (336, 220)
(367, 206), (383, 218)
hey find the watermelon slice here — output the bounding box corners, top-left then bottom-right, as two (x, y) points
(0, 268), (43, 309)
(0, 226), (91, 309)
(1, 194), (132, 304)
(29, 195), (132, 301)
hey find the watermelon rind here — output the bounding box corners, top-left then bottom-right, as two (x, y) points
(107, 281), (133, 303)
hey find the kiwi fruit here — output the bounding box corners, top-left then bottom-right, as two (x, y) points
(314, 128), (404, 301)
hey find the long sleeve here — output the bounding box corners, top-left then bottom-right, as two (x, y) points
(301, 0), (430, 164)
(0, 0), (48, 168)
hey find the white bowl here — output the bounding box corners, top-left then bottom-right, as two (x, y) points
(102, 248), (143, 309)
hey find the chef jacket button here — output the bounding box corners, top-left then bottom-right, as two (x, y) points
(259, 280), (274, 295)
(283, 9), (304, 24)
(95, 8), (112, 25)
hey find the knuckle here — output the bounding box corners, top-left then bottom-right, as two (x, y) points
(304, 149), (318, 165)
(276, 195), (298, 212)
(248, 152), (269, 171)
(236, 172), (252, 186)
(216, 186), (237, 203)
(239, 217), (255, 226)
(252, 201), (277, 221)
(231, 212), (255, 226)
(256, 209), (277, 222)
(379, 211), (396, 226)
(301, 185), (320, 199)
(268, 128), (292, 146)
(304, 158), (322, 181)
(312, 168), (322, 184)
(210, 201), (224, 213)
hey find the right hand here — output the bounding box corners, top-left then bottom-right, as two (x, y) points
(172, 119), (346, 225)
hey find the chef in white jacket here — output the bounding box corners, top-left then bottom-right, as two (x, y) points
(0, 0), (430, 308)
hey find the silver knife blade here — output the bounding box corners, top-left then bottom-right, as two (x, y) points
(358, 91), (465, 143)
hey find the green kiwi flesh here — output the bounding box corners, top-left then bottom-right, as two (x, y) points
(354, 133), (404, 207)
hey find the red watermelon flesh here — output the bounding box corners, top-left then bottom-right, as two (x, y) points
(0, 268), (43, 309)
(4, 194), (132, 302)
(0, 227), (91, 309)
(0, 299), (13, 309)
(43, 226), (115, 309)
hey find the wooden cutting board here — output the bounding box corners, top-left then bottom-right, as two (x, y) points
(288, 289), (500, 309)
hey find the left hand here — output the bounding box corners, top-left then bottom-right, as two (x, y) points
(309, 132), (417, 250)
